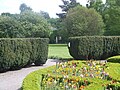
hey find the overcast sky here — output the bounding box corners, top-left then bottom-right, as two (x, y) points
(0, 0), (106, 18)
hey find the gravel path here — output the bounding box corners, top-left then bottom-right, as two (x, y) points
(0, 59), (58, 90)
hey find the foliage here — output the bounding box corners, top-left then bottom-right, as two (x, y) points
(64, 6), (104, 37)
(0, 16), (24, 38)
(1, 12), (11, 16)
(68, 36), (120, 60)
(39, 11), (50, 19)
(47, 18), (63, 30)
(53, 0), (80, 43)
(103, 6), (120, 36)
(107, 55), (120, 63)
(48, 18), (68, 43)
(0, 11), (51, 38)
(0, 38), (49, 72)
(19, 11), (51, 38)
(31, 38), (49, 66)
(87, 0), (104, 14)
(49, 30), (59, 43)
(22, 61), (120, 90)
(105, 0), (120, 7)
(19, 3), (32, 13)
(56, 0), (80, 18)
(0, 6), (51, 38)
(86, 0), (120, 36)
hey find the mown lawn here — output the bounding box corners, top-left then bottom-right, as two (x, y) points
(48, 44), (72, 59)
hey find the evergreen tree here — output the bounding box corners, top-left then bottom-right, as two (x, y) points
(56, 0), (80, 18)
(19, 3), (32, 13)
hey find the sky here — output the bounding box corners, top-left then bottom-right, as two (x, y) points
(0, 0), (106, 18)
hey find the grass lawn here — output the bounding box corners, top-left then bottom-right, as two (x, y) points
(48, 44), (72, 59)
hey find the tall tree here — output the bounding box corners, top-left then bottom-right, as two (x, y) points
(19, 3), (32, 13)
(102, 0), (120, 36)
(103, 6), (120, 36)
(39, 11), (50, 19)
(86, 0), (105, 14)
(56, 0), (80, 18)
(105, 0), (120, 8)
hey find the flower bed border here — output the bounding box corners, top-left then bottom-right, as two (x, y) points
(22, 61), (120, 90)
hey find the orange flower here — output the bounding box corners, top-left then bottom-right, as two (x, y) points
(79, 85), (85, 90)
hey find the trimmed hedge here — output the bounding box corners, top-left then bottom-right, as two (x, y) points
(107, 55), (120, 63)
(68, 36), (120, 60)
(0, 38), (49, 72)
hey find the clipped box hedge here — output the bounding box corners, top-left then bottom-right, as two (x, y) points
(68, 36), (120, 60)
(107, 55), (120, 63)
(0, 38), (49, 72)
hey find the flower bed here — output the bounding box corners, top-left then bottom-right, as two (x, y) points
(22, 60), (120, 90)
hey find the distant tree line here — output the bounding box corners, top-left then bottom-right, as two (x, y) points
(0, 1), (120, 43)
(0, 3), (51, 38)
(49, 0), (120, 43)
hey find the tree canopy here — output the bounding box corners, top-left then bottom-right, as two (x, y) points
(103, 6), (120, 35)
(0, 16), (24, 38)
(86, 0), (120, 36)
(0, 10), (51, 38)
(19, 11), (51, 38)
(64, 6), (105, 37)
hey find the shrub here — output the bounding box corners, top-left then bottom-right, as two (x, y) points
(68, 36), (120, 60)
(0, 38), (49, 72)
(107, 55), (120, 63)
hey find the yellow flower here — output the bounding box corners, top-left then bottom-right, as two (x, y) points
(68, 83), (72, 86)
(96, 76), (99, 78)
(96, 71), (100, 75)
(75, 77), (79, 82)
(85, 74), (89, 77)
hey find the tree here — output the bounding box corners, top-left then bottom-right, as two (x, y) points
(116, 0), (120, 6)
(0, 16), (24, 38)
(103, 6), (120, 35)
(86, 0), (105, 14)
(39, 11), (50, 19)
(101, 0), (120, 36)
(56, 0), (80, 18)
(1, 12), (11, 16)
(105, 0), (116, 7)
(64, 6), (105, 37)
(19, 3), (32, 13)
(19, 11), (51, 38)
(48, 18), (68, 43)
(85, 0), (120, 36)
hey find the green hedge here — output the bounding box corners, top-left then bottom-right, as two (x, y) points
(68, 36), (120, 60)
(107, 55), (120, 63)
(0, 38), (49, 72)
